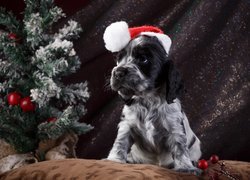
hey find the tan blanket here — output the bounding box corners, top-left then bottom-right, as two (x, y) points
(0, 159), (249, 180)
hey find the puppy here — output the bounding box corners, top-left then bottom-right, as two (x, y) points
(104, 22), (202, 174)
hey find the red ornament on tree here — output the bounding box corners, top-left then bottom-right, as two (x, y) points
(20, 97), (36, 112)
(8, 33), (18, 40)
(8, 32), (21, 43)
(7, 92), (21, 106)
(198, 159), (209, 170)
(210, 155), (219, 164)
(47, 117), (57, 123)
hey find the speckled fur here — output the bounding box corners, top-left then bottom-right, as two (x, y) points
(107, 35), (201, 173)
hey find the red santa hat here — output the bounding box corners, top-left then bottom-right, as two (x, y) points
(103, 21), (172, 54)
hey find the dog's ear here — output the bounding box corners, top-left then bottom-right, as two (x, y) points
(165, 60), (184, 104)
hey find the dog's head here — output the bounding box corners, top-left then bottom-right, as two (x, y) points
(110, 35), (183, 104)
(104, 21), (183, 103)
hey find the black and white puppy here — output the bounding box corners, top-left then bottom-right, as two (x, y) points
(107, 34), (201, 174)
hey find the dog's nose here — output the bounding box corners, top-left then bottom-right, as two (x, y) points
(114, 67), (127, 79)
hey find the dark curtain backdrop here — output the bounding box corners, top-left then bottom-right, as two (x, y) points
(1, 0), (250, 162)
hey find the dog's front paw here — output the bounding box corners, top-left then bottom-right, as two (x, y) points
(175, 167), (202, 176)
(106, 157), (126, 164)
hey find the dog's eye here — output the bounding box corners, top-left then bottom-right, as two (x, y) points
(141, 58), (148, 64)
(138, 55), (149, 64)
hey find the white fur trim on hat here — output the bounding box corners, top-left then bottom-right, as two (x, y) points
(103, 21), (131, 52)
(141, 32), (172, 54)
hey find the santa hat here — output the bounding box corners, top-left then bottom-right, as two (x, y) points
(103, 21), (172, 54)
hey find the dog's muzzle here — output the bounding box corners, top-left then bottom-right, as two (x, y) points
(113, 67), (128, 81)
(111, 67), (127, 90)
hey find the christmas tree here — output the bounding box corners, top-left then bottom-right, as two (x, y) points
(0, 0), (93, 154)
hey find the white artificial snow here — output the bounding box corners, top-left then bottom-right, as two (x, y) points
(51, 38), (73, 52)
(34, 38), (74, 63)
(0, 81), (9, 93)
(49, 6), (65, 22)
(0, 59), (22, 78)
(55, 20), (81, 40)
(24, 8), (65, 48)
(24, 13), (43, 45)
(69, 49), (76, 56)
(55, 58), (69, 69)
(0, 59), (10, 73)
(31, 73), (62, 107)
(24, 13), (42, 34)
(62, 82), (89, 105)
(30, 89), (40, 101)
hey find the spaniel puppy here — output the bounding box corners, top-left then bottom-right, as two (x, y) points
(103, 22), (202, 174)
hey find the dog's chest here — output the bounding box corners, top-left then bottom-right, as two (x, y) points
(122, 99), (170, 150)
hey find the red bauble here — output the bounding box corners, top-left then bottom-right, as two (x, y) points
(7, 92), (21, 106)
(8, 33), (18, 40)
(198, 159), (209, 170)
(20, 97), (36, 112)
(47, 117), (57, 123)
(210, 155), (219, 164)
(8, 33), (22, 43)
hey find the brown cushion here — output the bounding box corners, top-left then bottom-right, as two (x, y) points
(0, 159), (249, 180)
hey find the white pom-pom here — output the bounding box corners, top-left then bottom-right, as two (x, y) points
(141, 32), (172, 54)
(103, 21), (131, 52)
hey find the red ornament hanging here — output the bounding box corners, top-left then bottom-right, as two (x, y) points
(7, 92), (21, 106)
(8, 33), (22, 43)
(210, 154), (219, 164)
(8, 33), (18, 40)
(20, 97), (36, 112)
(47, 117), (57, 123)
(198, 159), (209, 170)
